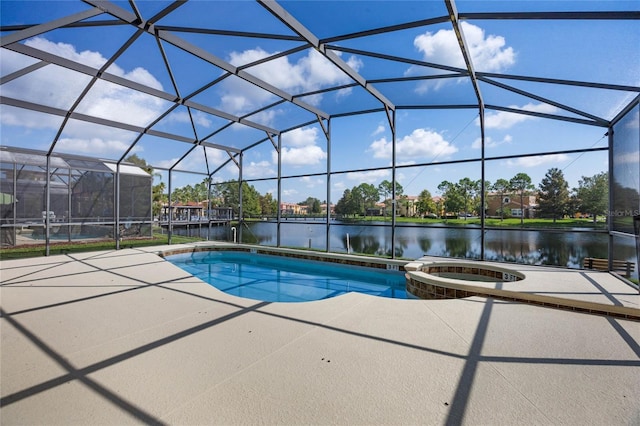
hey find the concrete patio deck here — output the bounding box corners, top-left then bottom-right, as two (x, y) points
(1, 245), (639, 425)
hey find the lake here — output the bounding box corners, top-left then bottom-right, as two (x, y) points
(169, 220), (636, 270)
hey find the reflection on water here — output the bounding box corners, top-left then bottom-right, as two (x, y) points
(170, 220), (636, 270)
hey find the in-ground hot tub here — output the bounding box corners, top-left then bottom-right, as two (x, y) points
(404, 261), (525, 299)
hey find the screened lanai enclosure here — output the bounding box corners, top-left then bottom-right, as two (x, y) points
(0, 151), (152, 247)
(1, 1), (639, 279)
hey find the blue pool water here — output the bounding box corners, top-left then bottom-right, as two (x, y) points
(166, 251), (409, 302)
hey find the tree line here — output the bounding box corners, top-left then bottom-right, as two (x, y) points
(333, 168), (608, 223)
(167, 169), (608, 223)
(124, 155), (277, 218)
(127, 155), (608, 223)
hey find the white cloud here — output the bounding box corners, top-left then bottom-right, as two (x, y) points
(299, 50), (362, 90)
(505, 154), (569, 168)
(283, 188), (298, 198)
(472, 134), (512, 149)
(166, 111), (190, 125)
(202, 147), (228, 167)
(221, 48), (361, 119)
(371, 124), (386, 136)
(2, 59), (93, 111)
(336, 87), (354, 100)
(29, 37), (107, 68)
(300, 176), (325, 189)
(346, 169), (390, 183)
(113, 66), (163, 91)
(155, 156), (184, 169)
(57, 118), (141, 154)
(166, 110), (213, 129)
(246, 109), (281, 127)
(193, 111), (213, 128)
(280, 145), (327, 166)
(414, 22), (515, 72)
(409, 22), (514, 93)
(0, 48), (39, 75)
(482, 103), (559, 129)
(1, 105), (62, 129)
(219, 80), (269, 116)
(614, 151), (640, 165)
(77, 81), (169, 127)
(1, 37), (170, 157)
(624, 109), (639, 129)
(282, 127), (319, 147)
(230, 48), (305, 89)
(27, 36), (164, 93)
(57, 137), (140, 156)
(345, 55), (363, 71)
(273, 127), (327, 166)
(243, 160), (276, 178)
(460, 23), (516, 71)
(369, 128), (458, 161)
(156, 146), (226, 171)
(219, 162), (240, 179)
(297, 93), (323, 106)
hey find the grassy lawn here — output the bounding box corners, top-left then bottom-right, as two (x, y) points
(250, 215), (608, 228)
(441, 217), (605, 228)
(0, 232), (204, 260)
(354, 216), (606, 228)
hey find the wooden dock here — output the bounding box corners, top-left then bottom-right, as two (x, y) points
(158, 219), (232, 228)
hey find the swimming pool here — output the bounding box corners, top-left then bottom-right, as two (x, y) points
(166, 250), (409, 302)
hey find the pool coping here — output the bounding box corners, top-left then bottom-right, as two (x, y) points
(156, 242), (409, 272)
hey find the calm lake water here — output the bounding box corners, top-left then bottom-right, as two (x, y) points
(170, 220), (637, 270)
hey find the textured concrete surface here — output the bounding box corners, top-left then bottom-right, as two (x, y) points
(408, 256), (639, 319)
(1, 246), (639, 425)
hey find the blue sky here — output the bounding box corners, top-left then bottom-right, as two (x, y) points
(1, 1), (638, 203)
